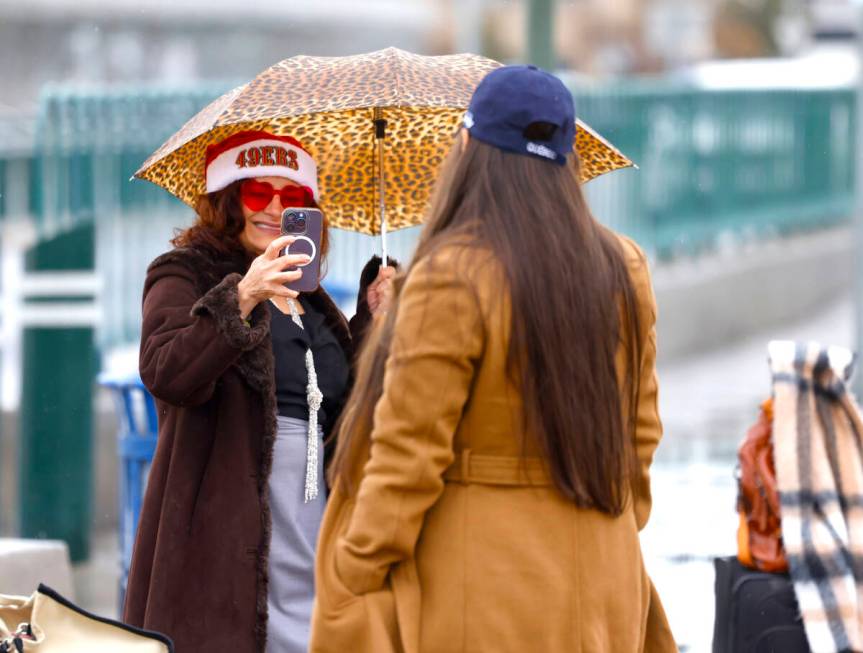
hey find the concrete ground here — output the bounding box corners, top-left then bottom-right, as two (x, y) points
(72, 529), (121, 619)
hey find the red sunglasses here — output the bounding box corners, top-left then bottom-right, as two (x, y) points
(240, 179), (315, 212)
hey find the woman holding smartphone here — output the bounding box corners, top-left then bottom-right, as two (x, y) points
(310, 67), (676, 652)
(123, 130), (395, 653)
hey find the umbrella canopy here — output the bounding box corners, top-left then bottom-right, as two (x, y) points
(135, 47), (633, 236)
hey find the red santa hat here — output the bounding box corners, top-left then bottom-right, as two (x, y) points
(204, 130), (319, 199)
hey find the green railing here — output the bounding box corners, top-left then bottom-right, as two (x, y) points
(27, 82), (856, 249)
(575, 84), (855, 255)
(32, 83), (234, 233)
(0, 159), (5, 220)
(2, 81), (855, 350)
(25, 85), (855, 250)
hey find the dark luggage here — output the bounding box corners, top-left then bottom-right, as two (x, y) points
(712, 556), (810, 653)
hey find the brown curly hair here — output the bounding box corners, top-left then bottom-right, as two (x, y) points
(172, 180), (330, 264)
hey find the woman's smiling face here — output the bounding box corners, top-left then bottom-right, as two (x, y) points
(238, 176), (304, 255)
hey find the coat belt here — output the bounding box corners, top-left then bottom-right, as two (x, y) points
(443, 450), (553, 487)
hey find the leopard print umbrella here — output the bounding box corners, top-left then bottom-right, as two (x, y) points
(134, 47), (633, 235)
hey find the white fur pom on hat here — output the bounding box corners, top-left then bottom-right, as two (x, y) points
(204, 130), (318, 199)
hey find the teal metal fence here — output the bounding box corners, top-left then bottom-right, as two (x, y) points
(2, 81), (855, 351)
(32, 84), (232, 231)
(0, 159), (5, 220)
(575, 85), (855, 255)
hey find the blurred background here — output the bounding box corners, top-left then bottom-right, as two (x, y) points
(0, 0), (860, 649)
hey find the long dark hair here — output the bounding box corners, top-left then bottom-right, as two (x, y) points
(172, 179), (331, 266)
(330, 136), (643, 515)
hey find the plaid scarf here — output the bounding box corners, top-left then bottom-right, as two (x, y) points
(770, 340), (863, 653)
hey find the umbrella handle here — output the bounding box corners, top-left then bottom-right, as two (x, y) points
(375, 108), (388, 268)
(382, 221), (388, 269)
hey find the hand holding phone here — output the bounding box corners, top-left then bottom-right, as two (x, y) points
(279, 207), (323, 293)
(236, 235), (309, 316)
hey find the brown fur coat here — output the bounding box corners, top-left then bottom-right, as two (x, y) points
(123, 245), (389, 652)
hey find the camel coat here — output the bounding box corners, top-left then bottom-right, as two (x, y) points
(309, 235), (677, 653)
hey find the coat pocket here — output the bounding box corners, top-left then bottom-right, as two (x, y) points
(312, 493), (403, 652)
(310, 587), (400, 653)
(316, 498), (362, 609)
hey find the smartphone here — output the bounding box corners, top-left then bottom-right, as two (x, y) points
(280, 207), (323, 293)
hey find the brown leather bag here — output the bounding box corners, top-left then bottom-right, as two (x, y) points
(736, 399), (789, 572)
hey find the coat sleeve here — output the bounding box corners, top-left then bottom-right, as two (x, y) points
(627, 244), (663, 531)
(139, 262), (269, 406)
(334, 248), (485, 596)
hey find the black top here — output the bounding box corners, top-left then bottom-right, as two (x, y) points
(268, 298), (350, 431)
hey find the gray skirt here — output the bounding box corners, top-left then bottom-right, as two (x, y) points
(266, 415), (325, 653)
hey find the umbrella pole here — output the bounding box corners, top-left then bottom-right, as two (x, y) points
(374, 108), (388, 268)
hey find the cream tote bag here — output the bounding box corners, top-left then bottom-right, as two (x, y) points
(0, 585), (173, 652)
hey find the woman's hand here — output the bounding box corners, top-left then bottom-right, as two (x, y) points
(237, 235), (310, 319)
(366, 266), (396, 316)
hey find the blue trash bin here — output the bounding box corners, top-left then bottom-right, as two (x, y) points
(98, 372), (158, 614)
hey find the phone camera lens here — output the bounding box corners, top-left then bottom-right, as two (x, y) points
(297, 219), (306, 229)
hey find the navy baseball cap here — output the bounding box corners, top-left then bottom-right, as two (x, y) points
(463, 64), (575, 166)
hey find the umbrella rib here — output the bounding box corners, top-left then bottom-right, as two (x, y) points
(135, 82), (248, 175)
(392, 48), (403, 107)
(212, 82), (251, 129)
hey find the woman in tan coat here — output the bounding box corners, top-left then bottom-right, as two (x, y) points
(310, 65), (677, 652)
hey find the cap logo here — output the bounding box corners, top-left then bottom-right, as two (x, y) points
(235, 146), (299, 171)
(526, 142), (556, 160)
(463, 111), (475, 129)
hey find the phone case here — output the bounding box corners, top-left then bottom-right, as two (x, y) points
(280, 207), (323, 293)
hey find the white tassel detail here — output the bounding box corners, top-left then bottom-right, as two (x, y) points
(287, 299), (323, 503)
